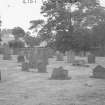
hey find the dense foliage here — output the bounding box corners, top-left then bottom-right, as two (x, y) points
(24, 32), (41, 47)
(12, 27), (25, 40)
(36, 0), (105, 52)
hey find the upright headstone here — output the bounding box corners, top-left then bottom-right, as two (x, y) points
(3, 44), (12, 60)
(24, 47), (30, 60)
(37, 47), (48, 65)
(28, 47), (49, 70)
(50, 66), (71, 80)
(17, 49), (25, 62)
(67, 50), (75, 63)
(0, 68), (7, 81)
(91, 65), (105, 79)
(28, 47), (38, 68)
(88, 53), (95, 64)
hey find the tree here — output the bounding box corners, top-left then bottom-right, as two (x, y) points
(24, 32), (41, 47)
(92, 22), (105, 47)
(12, 27), (25, 40)
(29, 19), (44, 32)
(39, 0), (105, 52)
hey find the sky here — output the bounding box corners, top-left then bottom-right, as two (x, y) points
(0, 0), (105, 31)
(0, 0), (44, 31)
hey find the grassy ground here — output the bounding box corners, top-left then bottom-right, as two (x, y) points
(0, 55), (105, 105)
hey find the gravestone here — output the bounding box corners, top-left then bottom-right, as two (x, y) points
(91, 65), (105, 79)
(37, 60), (47, 73)
(21, 62), (29, 71)
(56, 51), (64, 61)
(0, 68), (7, 81)
(24, 47), (30, 60)
(50, 66), (71, 80)
(28, 47), (49, 69)
(3, 44), (12, 60)
(88, 53), (95, 64)
(67, 50), (75, 63)
(28, 47), (39, 68)
(17, 48), (25, 62)
(37, 47), (48, 65)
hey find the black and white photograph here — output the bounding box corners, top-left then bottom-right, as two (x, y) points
(0, 0), (105, 105)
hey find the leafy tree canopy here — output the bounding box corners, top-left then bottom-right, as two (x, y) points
(24, 32), (41, 47)
(12, 27), (25, 39)
(38, 0), (105, 52)
(29, 19), (44, 32)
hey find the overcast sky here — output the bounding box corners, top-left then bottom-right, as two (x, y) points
(0, 0), (105, 31)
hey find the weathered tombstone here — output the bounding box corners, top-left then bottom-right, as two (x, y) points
(28, 47), (39, 68)
(88, 53), (96, 64)
(21, 62), (29, 71)
(67, 50), (75, 63)
(28, 47), (49, 70)
(37, 47), (48, 65)
(0, 68), (7, 81)
(50, 66), (71, 80)
(56, 51), (64, 61)
(17, 48), (25, 62)
(91, 65), (105, 79)
(37, 60), (47, 73)
(24, 47), (30, 60)
(3, 44), (12, 60)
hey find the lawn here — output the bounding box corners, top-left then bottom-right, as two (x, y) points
(0, 55), (105, 105)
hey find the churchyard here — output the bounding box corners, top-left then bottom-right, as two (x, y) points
(0, 48), (105, 105)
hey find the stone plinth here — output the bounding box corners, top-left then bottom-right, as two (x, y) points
(50, 66), (71, 80)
